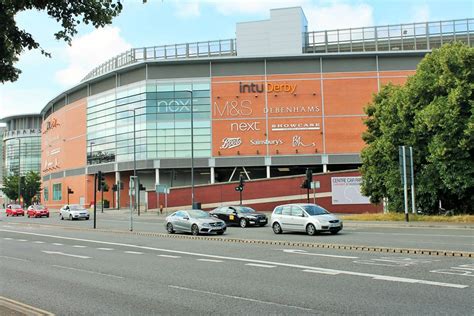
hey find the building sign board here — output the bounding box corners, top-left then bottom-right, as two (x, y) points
(331, 177), (371, 205)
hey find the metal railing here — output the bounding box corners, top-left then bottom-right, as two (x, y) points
(81, 39), (237, 81)
(82, 18), (473, 82)
(305, 18), (473, 54)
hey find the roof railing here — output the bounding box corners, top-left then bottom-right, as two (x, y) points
(81, 38), (237, 81)
(81, 18), (472, 82)
(304, 18), (473, 54)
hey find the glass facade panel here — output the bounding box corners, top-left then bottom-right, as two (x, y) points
(44, 187), (49, 201)
(4, 136), (41, 176)
(52, 183), (62, 201)
(87, 80), (211, 165)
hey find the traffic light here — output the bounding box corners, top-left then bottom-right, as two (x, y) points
(139, 183), (146, 191)
(67, 187), (74, 194)
(97, 171), (106, 191)
(112, 184), (118, 192)
(239, 175), (245, 188)
(306, 168), (313, 184)
(301, 179), (309, 189)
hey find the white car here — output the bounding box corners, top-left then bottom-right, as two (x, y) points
(60, 204), (90, 221)
(271, 203), (343, 235)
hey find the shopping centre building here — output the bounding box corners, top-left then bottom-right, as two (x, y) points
(6, 8), (472, 211)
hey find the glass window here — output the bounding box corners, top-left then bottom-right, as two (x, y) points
(274, 206), (282, 215)
(291, 206), (304, 217)
(43, 187), (49, 201)
(303, 205), (330, 216)
(52, 183), (62, 201)
(281, 206), (291, 215)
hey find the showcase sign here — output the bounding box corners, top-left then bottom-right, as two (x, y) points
(331, 177), (370, 205)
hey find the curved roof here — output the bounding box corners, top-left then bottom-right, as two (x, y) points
(0, 113), (42, 123)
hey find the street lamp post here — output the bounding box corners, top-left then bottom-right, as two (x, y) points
(16, 138), (21, 205)
(185, 90), (195, 207)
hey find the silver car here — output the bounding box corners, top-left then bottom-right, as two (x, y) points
(59, 204), (90, 220)
(165, 209), (226, 236)
(271, 203), (343, 235)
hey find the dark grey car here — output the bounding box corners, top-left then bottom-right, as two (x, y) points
(165, 209), (226, 235)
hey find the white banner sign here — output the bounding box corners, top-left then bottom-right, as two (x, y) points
(331, 177), (371, 205)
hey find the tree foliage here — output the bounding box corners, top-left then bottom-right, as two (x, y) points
(2, 171), (42, 206)
(0, 0), (123, 83)
(361, 42), (474, 214)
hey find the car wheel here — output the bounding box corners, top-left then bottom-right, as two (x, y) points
(306, 224), (317, 236)
(27, 214), (30, 218)
(60, 214), (64, 220)
(166, 223), (175, 234)
(330, 230), (340, 235)
(85, 217), (90, 220)
(69, 214), (73, 221)
(239, 218), (248, 228)
(216, 231), (224, 235)
(272, 222), (282, 234)
(259, 223), (267, 227)
(191, 224), (199, 236)
(46, 215), (49, 218)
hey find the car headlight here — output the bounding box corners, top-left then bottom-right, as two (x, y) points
(247, 216), (257, 219)
(202, 223), (210, 227)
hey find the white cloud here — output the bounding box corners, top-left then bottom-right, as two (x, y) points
(0, 86), (54, 118)
(411, 4), (430, 22)
(174, 0), (201, 17)
(207, 0), (306, 15)
(55, 26), (132, 87)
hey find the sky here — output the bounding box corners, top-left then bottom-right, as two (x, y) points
(0, 0), (472, 120)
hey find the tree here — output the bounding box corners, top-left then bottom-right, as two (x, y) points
(2, 171), (41, 206)
(0, 0), (123, 83)
(361, 42), (474, 214)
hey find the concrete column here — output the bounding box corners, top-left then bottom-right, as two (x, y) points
(266, 165), (271, 178)
(210, 167), (215, 184)
(155, 168), (160, 185)
(115, 171), (120, 209)
(323, 164), (328, 173)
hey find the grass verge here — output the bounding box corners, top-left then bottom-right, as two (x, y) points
(341, 213), (474, 223)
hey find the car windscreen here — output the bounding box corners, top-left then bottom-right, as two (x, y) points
(70, 205), (85, 211)
(188, 210), (210, 218)
(303, 205), (330, 216)
(34, 205), (45, 210)
(235, 207), (255, 213)
(11, 205), (21, 209)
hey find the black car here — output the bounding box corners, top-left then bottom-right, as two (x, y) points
(210, 206), (268, 228)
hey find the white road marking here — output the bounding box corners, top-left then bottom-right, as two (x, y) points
(3, 229), (468, 289)
(431, 264), (474, 277)
(42, 251), (91, 259)
(73, 245), (87, 248)
(97, 247), (114, 251)
(52, 265), (123, 279)
(303, 269), (340, 275)
(52, 243), (63, 246)
(354, 257), (436, 267)
(245, 263), (276, 268)
(354, 232), (473, 238)
(158, 255), (181, 259)
(282, 249), (358, 259)
(3, 237), (13, 240)
(197, 259), (223, 263)
(33, 241), (45, 244)
(0, 255), (29, 262)
(17, 239), (27, 242)
(124, 251), (143, 255)
(168, 285), (313, 312)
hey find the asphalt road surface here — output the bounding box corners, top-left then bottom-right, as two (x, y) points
(2, 210), (473, 252)
(1, 217), (473, 315)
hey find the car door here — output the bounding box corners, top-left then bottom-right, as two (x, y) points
(289, 205), (306, 232)
(172, 211), (184, 231)
(278, 205), (293, 230)
(228, 207), (239, 225)
(181, 211), (193, 232)
(212, 207), (226, 222)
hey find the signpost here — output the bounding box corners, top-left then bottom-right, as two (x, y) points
(129, 176), (138, 231)
(310, 181), (320, 205)
(399, 146), (415, 221)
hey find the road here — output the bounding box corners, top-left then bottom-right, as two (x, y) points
(0, 213), (473, 315)
(2, 210), (473, 252)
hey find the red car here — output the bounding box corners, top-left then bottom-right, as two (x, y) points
(27, 205), (50, 218)
(6, 204), (25, 216)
